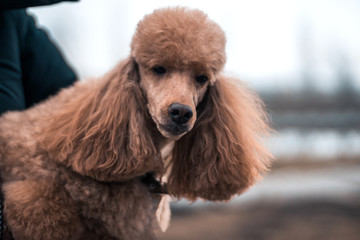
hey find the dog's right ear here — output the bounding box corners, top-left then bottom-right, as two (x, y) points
(168, 76), (272, 201)
(42, 57), (163, 181)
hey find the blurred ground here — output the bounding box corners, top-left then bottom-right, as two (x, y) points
(159, 161), (360, 240)
(159, 198), (360, 240)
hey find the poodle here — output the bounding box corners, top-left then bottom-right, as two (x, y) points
(0, 7), (272, 240)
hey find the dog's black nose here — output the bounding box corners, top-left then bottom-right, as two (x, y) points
(168, 103), (193, 124)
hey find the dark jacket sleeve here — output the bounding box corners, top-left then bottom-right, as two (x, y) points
(0, 10), (77, 115)
(0, 0), (78, 9)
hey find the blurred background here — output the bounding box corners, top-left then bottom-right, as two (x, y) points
(29, 0), (360, 239)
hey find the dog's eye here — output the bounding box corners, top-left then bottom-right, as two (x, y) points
(152, 66), (166, 75)
(196, 75), (208, 84)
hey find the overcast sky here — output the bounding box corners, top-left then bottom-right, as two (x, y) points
(30, 0), (360, 92)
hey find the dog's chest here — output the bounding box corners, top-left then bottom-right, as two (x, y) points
(64, 175), (158, 238)
(160, 140), (175, 182)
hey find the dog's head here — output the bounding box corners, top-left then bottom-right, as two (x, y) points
(44, 7), (271, 198)
(131, 7), (226, 139)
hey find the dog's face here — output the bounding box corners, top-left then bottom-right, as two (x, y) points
(131, 7), (226, 139)
(137, 62), (212, 139)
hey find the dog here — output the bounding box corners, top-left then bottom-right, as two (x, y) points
(0, 7), (272, 240)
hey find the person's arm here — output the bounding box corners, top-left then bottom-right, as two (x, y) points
(0, 10), (77, 115)
(0, 0), (78, 10)
(20, 10), (77, 108)
(0, 10), (26, 115)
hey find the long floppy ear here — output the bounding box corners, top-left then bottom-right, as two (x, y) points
(168, 75), (272, 201)
(42, 57), (162, 181)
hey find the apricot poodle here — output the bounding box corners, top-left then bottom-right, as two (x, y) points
(0, 7), (272, 240)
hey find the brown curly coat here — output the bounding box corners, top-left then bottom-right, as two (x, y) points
(0, 7), (272, 240)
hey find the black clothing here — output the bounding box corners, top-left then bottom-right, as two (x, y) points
(0, 9), (77, 115)
(0, 0), (78, 9)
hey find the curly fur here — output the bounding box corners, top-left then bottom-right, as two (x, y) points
(42, 59), (163, 182)
(168, 76), (271, 201)
(0, 7), (272, 240)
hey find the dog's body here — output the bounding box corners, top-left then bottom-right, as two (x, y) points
(0, 79), (166, 239)
(0, 7), (272, 240)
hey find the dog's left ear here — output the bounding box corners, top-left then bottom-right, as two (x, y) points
(43, 57), (162, 181)
(168, 75), (273, 201)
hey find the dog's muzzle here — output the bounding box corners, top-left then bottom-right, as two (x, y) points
(159, 102), (193, 136)
(168, 102), (193, 125)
